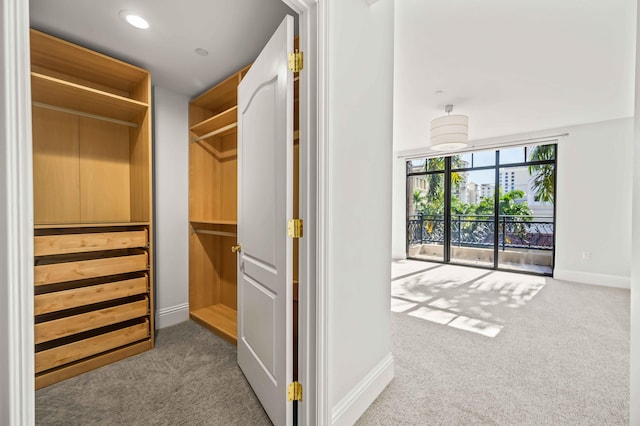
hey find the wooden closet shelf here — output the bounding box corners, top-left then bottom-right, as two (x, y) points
(191, 70), (242, 111)
(30, 29), (148, 95)
(190, 105), (238, 140)
(190, 219), (237, 226)
(31, 72), (148, 124)
(190, 304), (237, 345)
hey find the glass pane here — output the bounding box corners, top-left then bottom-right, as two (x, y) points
(499, 146), (525, 165)
(497, 166), (554, 274)
(526, 143), (556, 162)
(472, 150), (496, 167)
(407, 173), (445, 262)
(425, 157), (445, 172)
(407, 158), (426, 173)
(453, 153), (472, 170)
(450, 169), (495, 267)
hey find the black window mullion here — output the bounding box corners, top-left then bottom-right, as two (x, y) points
(493, 150), (500, 269)
(444, 157), (451, 263)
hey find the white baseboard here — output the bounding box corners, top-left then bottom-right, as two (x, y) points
(155, 303), (190, 329)
(554, 269), (630, 289)
(331, 353), (394, 426)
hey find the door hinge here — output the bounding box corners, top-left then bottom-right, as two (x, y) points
(287, 218), (303, 239)
(288, 50), (304, 72)
(287, 381), (303, 402)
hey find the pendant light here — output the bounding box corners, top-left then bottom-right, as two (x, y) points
(430, 104), (469, 151)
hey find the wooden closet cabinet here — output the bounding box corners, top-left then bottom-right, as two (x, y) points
(30, 29), (154, 389)
(189, 48), (300, 348)
(188, 66), (250, 344)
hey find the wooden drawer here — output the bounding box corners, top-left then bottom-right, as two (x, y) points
(35, 321), (149, 373)
(35, 276), (148, 315)
(35, 298), (148, 344)
(34, 253), (148, 286)
(35, 229), (148, 256)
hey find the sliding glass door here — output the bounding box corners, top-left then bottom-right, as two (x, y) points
(406, 144), (556, 275)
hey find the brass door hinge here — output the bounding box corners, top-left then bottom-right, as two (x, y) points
(287, 381), (303, 402)
(288, 50), (304, 72)
(287, 219), (303, 239)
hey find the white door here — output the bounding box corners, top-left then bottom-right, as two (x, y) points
(237, 15), (295, 426)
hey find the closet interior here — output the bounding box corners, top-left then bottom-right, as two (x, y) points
(188, 46), (300, 353)
(30, 29), (154, 389)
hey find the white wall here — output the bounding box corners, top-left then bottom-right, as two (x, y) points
(391, 118), (635, 289)
(152, 86), (190, 329)
(391, 155), (406, 260)
(554, 118), (633, 288)
(629, 5), (640, 423)
(326, 0), (394, 424)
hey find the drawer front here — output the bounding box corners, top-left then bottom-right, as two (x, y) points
(34, 230), (147, 256)
(35, 321), (149, 373)
(35, 275), (148, 316)
(35, 298), (148, 344)
(34, 253), (148, 286)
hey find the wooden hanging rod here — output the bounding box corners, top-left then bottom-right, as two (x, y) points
(191, 228), (237, 238)
(32, 102), (139, 128)
(191, 122), (238, 143)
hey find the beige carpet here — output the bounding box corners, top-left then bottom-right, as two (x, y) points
(35, 321), (271, 425)
(36, 261), (629, 425)
(358, 261), (630, 425)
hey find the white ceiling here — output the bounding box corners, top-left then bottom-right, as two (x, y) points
(29, 0), (637, 151)
(29, 0), (295, 97)
(394, 0), (637, 153)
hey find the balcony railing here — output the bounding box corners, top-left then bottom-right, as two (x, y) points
(408, 214), (554, 251)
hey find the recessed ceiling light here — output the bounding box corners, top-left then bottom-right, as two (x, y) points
(119, 10), (149, 30)
(195, 48), (209, 57)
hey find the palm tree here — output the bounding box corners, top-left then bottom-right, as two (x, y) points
(528, 145), (555, 203)
(423, 156), (463, 206)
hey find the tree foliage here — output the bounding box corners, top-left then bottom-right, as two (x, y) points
(528, 144), (555, 203)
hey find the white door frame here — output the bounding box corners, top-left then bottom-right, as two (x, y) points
(1, 0), (35, 424)
(1, 0), (328, 425)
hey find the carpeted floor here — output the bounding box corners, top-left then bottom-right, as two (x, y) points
(35, 321), (271, 425)
(36, 261), (630, 425)
(357, 260), (630, 425)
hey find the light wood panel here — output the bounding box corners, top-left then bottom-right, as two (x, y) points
(129, 100), (152, 223)
(35, 321), (149, 373)
(219, 236), (237, 309)
(34, 253), (148, 286)
(79, 117), (131, 222)
(34, 230), (147, 256)
(189, 139), (220, 221)
(31, 73), (148, 123)
(219, 133), (238, 221)
(32, 107), (81, 224)
(189, 232), (219, 311)
(35, 340), (152, 390)
(190, 304), (237, 345)
(35, 298), (148, 344)
(34, 276), (148, 315)
(30, 29), (147, 96)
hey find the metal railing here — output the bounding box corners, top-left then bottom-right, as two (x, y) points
(408, 214), (554, 250)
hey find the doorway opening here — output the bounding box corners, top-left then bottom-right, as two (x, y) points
(406, 143), (556, 275)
